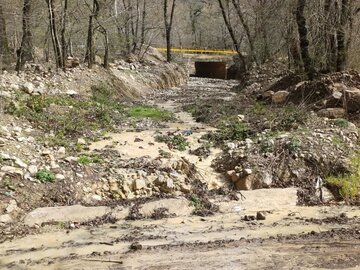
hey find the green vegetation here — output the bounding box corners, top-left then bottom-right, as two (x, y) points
(78, 154), (102, 165)
(36, 169), (56, 183)
(155, 134), (189, 151)
(286, 137), (301, 152)
(189, 194), (204, 211)
(128, 105), (174, 121)
(272, 106), (308, 131)
(334, 118), (349, 128)
(204, 121), (249, 145)
(327, 156), (360, 201)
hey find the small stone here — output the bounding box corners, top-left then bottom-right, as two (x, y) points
(134, 179), (146, 190)
(77, 138), (86, 145)
(272, 91), (289, 104)
(55, 174), (65, 180)
(91, 194), (102, 201)
(0, 214), (13, 224)
(28, 165), (39, 176)
(130, 242), (142, 251)
(15, 158), (27, 169)
(256, 211), (266, 221)
(1, 166), (23, 177)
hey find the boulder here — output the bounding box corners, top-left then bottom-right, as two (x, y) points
(317, 108), (346, 119)
(272, 91), (289, 104)
(344, 87), (360, 112)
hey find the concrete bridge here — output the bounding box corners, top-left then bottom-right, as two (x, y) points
(156, 47), (238, 80)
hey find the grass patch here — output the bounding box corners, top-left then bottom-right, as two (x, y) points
(36, 169), (55, 183)
(203, 121), (250, 146)
(155, 134), (189, 151)
(334, 118), (349, 128)
(5, 82), (125, 148)
(78, 154), (102, 165)
(128, 105), (174, 121)
(326, 156), (360, 201)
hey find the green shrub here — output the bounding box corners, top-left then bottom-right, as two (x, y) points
(204, 121), (249, 145)
(155, 134), (189, 151)
(36, 169), (55, 183)
(326, 156), (360, 201)
(334, 118), (349, 128)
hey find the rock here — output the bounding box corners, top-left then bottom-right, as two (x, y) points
(235, 175), (255, 190)
(21, 82), (35, 94)
(24, 205), (110, 226)
(6, 200), (19, 213)
(66, 90), (78, 96)
(0, 214), (13, 224)
(261, 173), (273, 188)
(91, 194), (102, 201)
(130, 242), (142, 251)
(243, 168), (253, 175)
(139, 198), (194, 218)
(134, 179), (146, 190)
(55, 174), (65, 180)
(317, 108), (346, 119)
(15, 158), (27, 169)
(272, 91), (289, 104)
(345, 88), (360, 112)
(1, 166), (23, 177)
(77, 138), (86, 145)
(27, 165), (38, 176)
(256, 211), (266, 221)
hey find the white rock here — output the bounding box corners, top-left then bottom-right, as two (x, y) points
(0, 214), (13, 224)
(28, 165), (38, 176)
(77, 138), (86, 145)
(55, 174), (65, 180)
(1, 166), (23, 177)
(15, 158), (27, 169)
(91, 194), (102, 201)
(134, 179), (146, 190)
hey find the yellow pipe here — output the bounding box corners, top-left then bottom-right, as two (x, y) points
(156, 48), (237, 55)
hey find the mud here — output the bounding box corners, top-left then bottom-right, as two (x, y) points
(1, 77), (359, 269)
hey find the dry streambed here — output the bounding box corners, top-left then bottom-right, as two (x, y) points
(1, 77), (359, 269)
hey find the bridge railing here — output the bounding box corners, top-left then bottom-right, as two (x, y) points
(156, 47), (237, 55)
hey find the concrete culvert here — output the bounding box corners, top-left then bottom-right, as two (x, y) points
(195, 61), (227, 79)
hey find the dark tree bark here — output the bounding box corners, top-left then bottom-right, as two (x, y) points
(324, 0), (337, 72)
(163, 0), (176, 62)
(140, 0), (146, 46)
(337, 0), (350, 71)
(231, 0), (257, 65)
(16, 0), (34, 71)
(46, 0), (63, 68)
(296, 0), (315, 80)
(85, 0), (99, 68)
(217, 0), (247, 71)
(61, 0), (68, 71)
(0, 4), (12, 68)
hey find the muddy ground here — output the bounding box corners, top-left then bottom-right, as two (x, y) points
(1, 77), (360, 270)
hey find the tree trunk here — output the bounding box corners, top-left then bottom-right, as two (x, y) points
(46, 0), (63, 68)
(0, 4), (12, 68)
(231, 0), (257, 65)
(295, 0), (315, 80)
(217, 0), (247, 71)
(337, 0), (350, 71)
(164, 0), (176, 62)
(85, 0), (99, 68)
(61, 0), (68, 71)
(16, 0), (34, 71)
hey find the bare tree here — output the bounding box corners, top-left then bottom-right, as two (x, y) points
(85, 0), (100, 68)
(16, 0), (34, 71)
(61, 0), (68, 71)
(296, 0), (315, 79)
(163, 0), (176, 62)
(217, 0), (247, 71)
(231, 0), (257, 65)
(0, 4), (12, 69)
(46, 0), (63, 68)
(337, 0), (351, 71)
